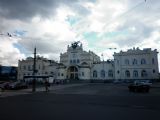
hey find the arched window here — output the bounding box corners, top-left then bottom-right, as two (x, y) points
(93, 70), (97, 78)
(141, 70), (147, 77)
(101, 70), (105, 78)
(125, 70), (130, 77)
(125, 59), (129, 65)
(141, 58), (146, 64)
(108, 70), (113, 77)
(133, 59), (138, 65)
(133, 70), (138, 77)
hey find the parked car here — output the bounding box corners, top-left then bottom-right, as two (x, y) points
(128, 80), (151, 93)
(0, 82), (12, 90)
(9, 82), (28, 90)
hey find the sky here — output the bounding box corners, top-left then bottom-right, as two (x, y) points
(0, 0), (160, 69)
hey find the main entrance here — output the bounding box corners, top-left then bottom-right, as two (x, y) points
(67, 66), (78, 79)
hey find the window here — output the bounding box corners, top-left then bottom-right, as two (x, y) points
(82, 72), (84, 76)
(45, 72), (48, 75)
(153, 69), (155, 73)
(23, 66), (26, 70)
(101, 70), (105, 78)
(39, 65), (41, 70)
(125, 70), (130, 77)
(152, 58), (155, 64)
(28, 65), (30, 70)
(141, 58), (146, 64)
(133, 70), (138, 77)
(133, 59), (138, 65)
(58, 73), (60, 76)
(72, 53), (76, 58)
(117, 60), (119, 65)
(42, 66), (45, 70)
(125, 59), (129, 65)
(73, 59), (76, 63)
(141, 70), (147, 77)
(70, 60), (72, 63)
(117, 70), (120, 74)
(77, 59), (80, 63)
(50, 72), (54, 74)
(108, 70), (113, 77)
(93, 70), (97, 78)
(61, 73), (64, 76)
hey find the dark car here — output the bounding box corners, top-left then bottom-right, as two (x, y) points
(128, 80), (151, 93)
(0, 82), (12, 90)
(9, 82), (28, 90)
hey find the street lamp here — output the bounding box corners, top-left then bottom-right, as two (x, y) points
(32, 47), (37, 92)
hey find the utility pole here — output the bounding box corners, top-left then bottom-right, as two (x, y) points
(32, 47), (36, 92)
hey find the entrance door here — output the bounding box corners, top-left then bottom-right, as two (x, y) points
(67, 66), (78, 80)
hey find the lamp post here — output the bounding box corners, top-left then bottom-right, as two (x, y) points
(32, 47), (36, 92)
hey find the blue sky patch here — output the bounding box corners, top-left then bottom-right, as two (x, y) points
(104, 30), (129, 38)
(66, 16), (80, 26)
(13, 43), (27, 54)
(14, 30), (27, 37)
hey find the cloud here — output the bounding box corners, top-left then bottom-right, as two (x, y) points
(0, 0), (160, 71)
(0, 36), (25, 66)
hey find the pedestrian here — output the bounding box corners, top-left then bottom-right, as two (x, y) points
(45, 79), (50, 92)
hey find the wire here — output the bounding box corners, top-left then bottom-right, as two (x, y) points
(103, 1), (144, 30)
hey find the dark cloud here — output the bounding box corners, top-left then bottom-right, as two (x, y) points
(0, 0), (92, 21)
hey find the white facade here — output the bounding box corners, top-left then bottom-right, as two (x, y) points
(17, 42), (159, 82)
(17, 56), (58, 82)
(114, 48), (159, 81)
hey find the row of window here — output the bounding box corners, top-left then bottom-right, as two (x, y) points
(93, 70), (113, 78)
(125, 70), (153, 78)
(19, 65), (45, 70)
(121, 58), (155, 65)
(22, 71), (54, 76)
(70, 59), (80, 64)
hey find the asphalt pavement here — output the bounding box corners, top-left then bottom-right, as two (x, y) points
(0, 83), (160, 120)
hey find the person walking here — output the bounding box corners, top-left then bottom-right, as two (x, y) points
(45, 79), (50, 92)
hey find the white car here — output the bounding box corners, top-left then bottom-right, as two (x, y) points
(134, 80), (152, 86)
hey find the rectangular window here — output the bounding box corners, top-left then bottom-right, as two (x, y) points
(77, 59), (80, 63)
(73, 60), (76, 63)
(82, 72), (84, 76)
(23, 66), (26, 70)
(28, 65), (30, 70)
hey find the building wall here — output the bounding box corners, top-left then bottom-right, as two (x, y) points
(79, 67), (91, 80)
(17, 43), (159, 82)
(17, 56), (58, 82)
(114, 48), (159, 80)
(91, 61), (114, 80)
(56, 67), (66, 80)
